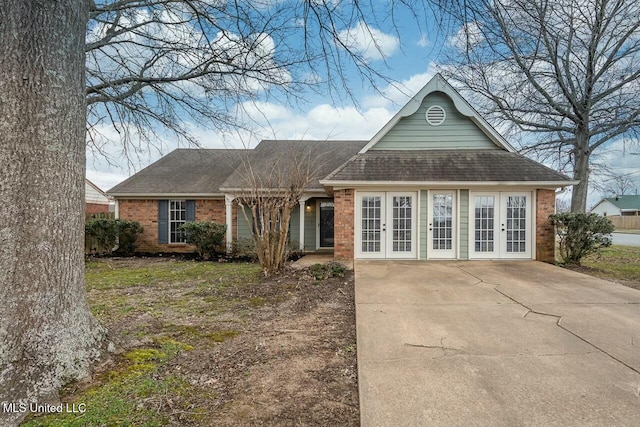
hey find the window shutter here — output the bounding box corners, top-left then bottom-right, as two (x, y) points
(186, 200), (196, 222)
(158, 200), (168, 244)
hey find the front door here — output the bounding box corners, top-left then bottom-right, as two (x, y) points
(318, 200), (334, 248)
(470, 192), (532, 259)
(428, 191), (456, 259)
(357, 192), (417, 259)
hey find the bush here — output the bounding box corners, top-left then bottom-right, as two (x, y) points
(116, 220), (143, 255)
(85, 218), (143, 255)
(178, 221), (226, 259)
(231, 238), (258, 261)
(550, 212), (614, 265)
(309, 262), (347, 280)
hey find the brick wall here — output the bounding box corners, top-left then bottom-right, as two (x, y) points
(333, 189), (355, 261)
(118, 199), (227, 253)
(536, 189), (556, 263)
(86, 203), (110, 214)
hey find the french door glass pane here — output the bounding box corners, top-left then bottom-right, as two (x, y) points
(506, 195), (527, 252)
(361, 196), (381, 252)
(432, 193), (453, 250)
(392, 196), (412, 252)
(474, 196), (494, 252)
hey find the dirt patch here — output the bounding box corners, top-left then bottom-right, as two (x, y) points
(37, 259), (358, 426)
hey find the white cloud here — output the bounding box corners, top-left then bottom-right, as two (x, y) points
(337, 21), (399, 61)
(363, 68), (436, 109)
(448, 21), (484, 51)
(86, 99), (396, 189)
(86, 170), (130, 192)
(417, 33), (428, 47)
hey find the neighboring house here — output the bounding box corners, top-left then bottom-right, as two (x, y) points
(591, 195), (640, 217)
(85, 178), (113, 214)
(108, 74), (575, 262)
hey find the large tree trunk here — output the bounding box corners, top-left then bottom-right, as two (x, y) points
(0, 2), (106, 425)
(571, 133), (591, 213)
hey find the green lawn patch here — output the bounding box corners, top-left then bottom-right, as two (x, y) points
(86, 259), (260, 291)
(23, 340), (197, 427)
(581, 245), (640, 285)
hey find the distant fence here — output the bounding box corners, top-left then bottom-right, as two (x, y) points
(608, 216), (640, 230)
(86, 212), (115, 220)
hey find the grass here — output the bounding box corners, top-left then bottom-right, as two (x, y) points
(24, 258), (262, 427)
(23, 340), (197, 427)
(85, 259), (260, 291)
(580, 245), (640, 284)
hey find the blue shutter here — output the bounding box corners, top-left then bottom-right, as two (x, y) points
(158, 200), (168, 244)
(186, 200), (196, 222)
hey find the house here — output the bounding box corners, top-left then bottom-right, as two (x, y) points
(108, 74), (576, 262)
(85, 178), (113, 214)
(591, 195), (640, 217)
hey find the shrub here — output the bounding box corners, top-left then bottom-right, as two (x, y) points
(231, 238), (258, 261)
(86, 218), (119, 254)
(116, 220), (143, 255)
(178, 221), (226, 259)
(309, 262), (347, 280)
(550, 212), (614, 265)
(85, 218), (143, 255)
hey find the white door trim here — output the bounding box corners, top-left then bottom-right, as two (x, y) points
(469, 192), (499, 259)
(355, 191), (418, 259)
(427, 190), (457, 259)
(316, 198), (335, 249)
(469, 191), (533, 260)
(355, 192), (385, 259)
(385, 192), (418, 259)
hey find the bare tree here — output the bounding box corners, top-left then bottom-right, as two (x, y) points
(592, 171), (636, 196)
(1, 1), (441, 417)
(440, 0), (640, 212)
(232, 144), (325, 276)
(86, 0), (435, 159)
(0, 2), (107, 425)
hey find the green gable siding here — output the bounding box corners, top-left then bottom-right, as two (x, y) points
(420, 190), (428, 260)
(459, 190), (469, 260)
(371, 92), (499, 151)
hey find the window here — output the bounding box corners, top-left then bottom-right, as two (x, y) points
(169, 200), (187, 243)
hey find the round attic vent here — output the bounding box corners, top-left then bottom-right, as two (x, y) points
(425, 105), (446, 126)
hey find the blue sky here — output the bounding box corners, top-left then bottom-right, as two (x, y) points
(86, 4), (639, 208)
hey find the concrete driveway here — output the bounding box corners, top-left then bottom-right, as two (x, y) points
(355, 261), (640, 427)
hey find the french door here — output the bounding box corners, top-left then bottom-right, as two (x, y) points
(357, 192), (417, 259)
(428, 191), (456, 259)
(470, 192), (532, 259)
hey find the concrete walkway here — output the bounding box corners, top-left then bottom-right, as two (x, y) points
(356, 261), (640, 427)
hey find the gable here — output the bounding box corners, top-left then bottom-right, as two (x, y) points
(370, 91), (501, 151)
(591, 199), (620, 215)
(85, 179), (110, 204)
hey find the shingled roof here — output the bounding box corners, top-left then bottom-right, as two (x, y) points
(599, 195), (640, 210)
(107, 149), (246, 196)
(220, 140), (367, 190)
(323, 150), (573, 184)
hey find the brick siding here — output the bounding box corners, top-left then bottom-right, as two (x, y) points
(536, 189), (556, 263)
(118, 199), (227, 253)
(86, 202), (110, 214)
(333, 189), (355, 261)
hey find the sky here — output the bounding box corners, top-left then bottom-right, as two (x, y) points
(86, 3), (640, 209)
